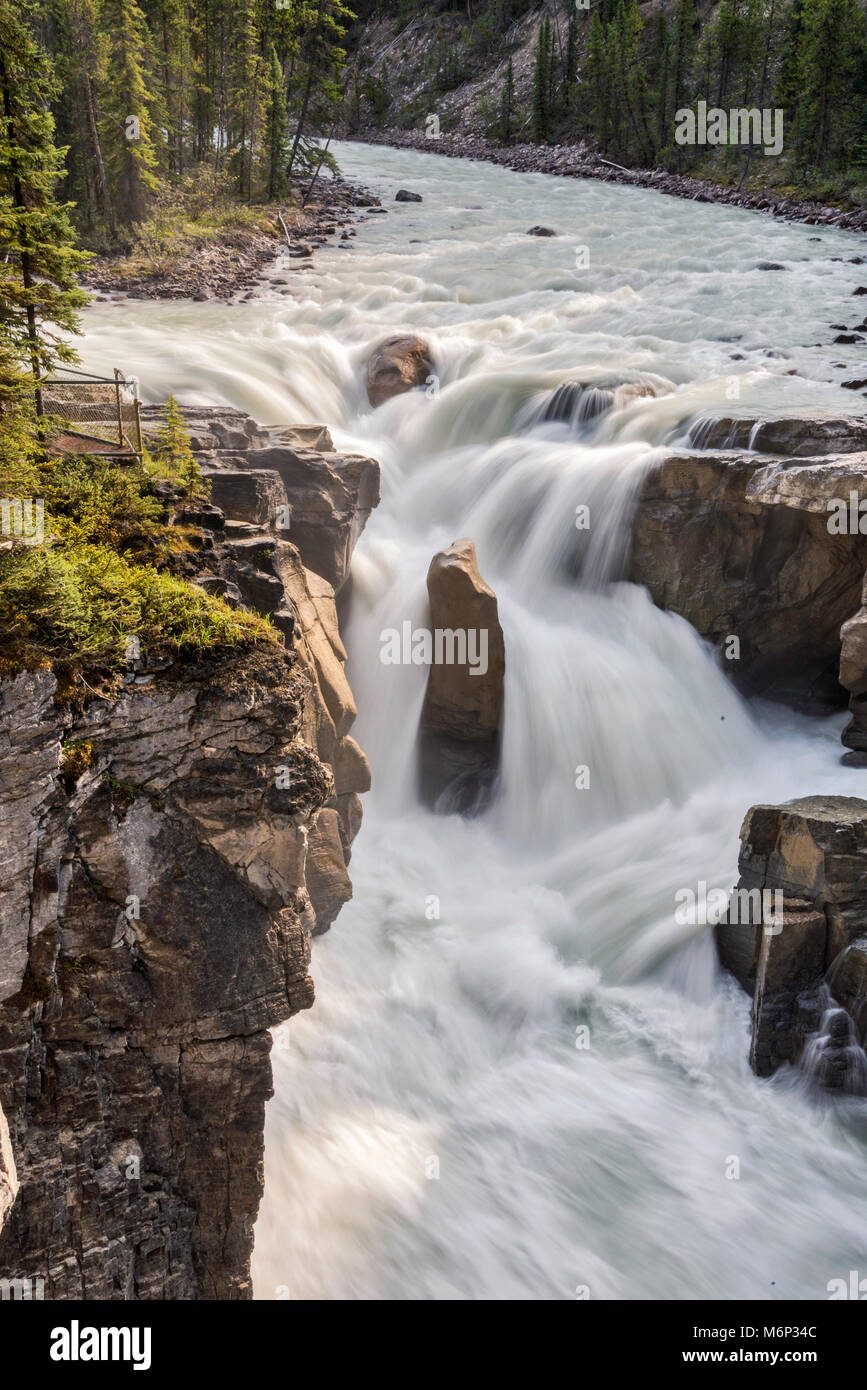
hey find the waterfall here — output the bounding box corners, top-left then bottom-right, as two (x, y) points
(76, 140), (867, 1301)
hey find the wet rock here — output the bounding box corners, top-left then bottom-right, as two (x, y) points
(305, 808), (352, 936)
(631, 448), (867, 710)
(687, 414), (867, 456)
(193, 285), (214, 300)
(248, 434), (380, 593)
(527, 225), (557, 236)
(828, 939), (867, 1042)
(544, 376), (661, 427)
(756, 261), (785, 270)
(395, 189), (422, 202)
(366, 334), (435, 409)
(717, 797), (867, 1080)
(839, 576), (867, 758)
(418, 539), (506, 815)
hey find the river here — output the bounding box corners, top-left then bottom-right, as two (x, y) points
(78, 141), (867, 1300)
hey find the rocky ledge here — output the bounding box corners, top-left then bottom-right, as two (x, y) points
(718, 797), (867, 1091)
(628, 413), (867, 742)
(0, 408), (378, 1298)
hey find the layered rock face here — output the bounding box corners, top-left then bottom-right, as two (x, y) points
(631, 418), (867, 712)
(0, 408), (378, 1298)
(419, 539), (505, 814)
(717, 797), (867, 1086)
(142, 404), (378, 933)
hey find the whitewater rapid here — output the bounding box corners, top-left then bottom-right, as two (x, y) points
(79, 143), (867, 1299)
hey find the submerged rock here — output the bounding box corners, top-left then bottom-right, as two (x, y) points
(418, 539), (505, 815)
(366, 334), (434, 409)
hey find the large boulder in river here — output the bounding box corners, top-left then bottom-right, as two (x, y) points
(630, 437), (867, 712)
(366, 335), (434, 408)
(716, 796), (867, 1084)
(418, 539), (506, 814)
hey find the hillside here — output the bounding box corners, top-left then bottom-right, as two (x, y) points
(344, 0), (867, 208)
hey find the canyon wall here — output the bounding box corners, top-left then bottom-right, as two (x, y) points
(630, 418), (867, 714)
(0, 410), (378, 1298)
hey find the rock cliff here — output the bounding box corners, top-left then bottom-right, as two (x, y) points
(0, 407), (378, 1298)
(631, 417), (867, 720)
(717, 797), (867, 1089)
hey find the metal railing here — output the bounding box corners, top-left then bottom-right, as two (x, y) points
(38, 367), (143, 461)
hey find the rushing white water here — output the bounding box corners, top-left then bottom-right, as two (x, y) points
(78, 144), (867, 1300)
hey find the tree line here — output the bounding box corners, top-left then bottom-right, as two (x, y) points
(522, 0), (867, 193)
(0, 0), (352, 484)
(26, 0), (354, 242)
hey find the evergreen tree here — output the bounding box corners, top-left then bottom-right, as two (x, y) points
(52, 0), (116, 236)
(228, 0), (266, 200)
(287, 0), (354, 178)
(153, 394), (206, 497)
(565, 5), (579, 105)
(584, 9), (611, 149)
(500, 53), (515, 144)
(531, 15), (553, 142)
(0, 0), (88, 440)
(798, 0), (864, 170)
(99, 0), (162, 224)
(266, 43), (289, 199)
(667, 0), (699, 165)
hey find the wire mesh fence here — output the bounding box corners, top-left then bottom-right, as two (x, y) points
(39, 368), (143, 459)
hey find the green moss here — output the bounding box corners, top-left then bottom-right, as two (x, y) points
(60, 738), (95, 789)
(0, 541), (274, 675)
(1, 397), (275, 680)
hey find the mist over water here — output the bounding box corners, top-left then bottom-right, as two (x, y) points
(79, 143), (867, 1299)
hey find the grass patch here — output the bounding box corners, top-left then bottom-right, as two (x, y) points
(0, 401), (275, 680)
(0, 542), (273, 674)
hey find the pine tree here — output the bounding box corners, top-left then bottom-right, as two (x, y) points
(612, 0), (653, 164)
(287, 0), (354, 179)
(153, 394), (206, 497)
(266, 43), (289, 199)
(0, 0), (88, 443)
(500, 54), (515, 144)
(667, 0), (699, 166)
(531, 15), (552, 142)
(52, 0), (116, 237)
(99, 0), (162, 224)
(228, 0), (266, 200)
(584, 9), (611, 148)
(798, 0), (864, 170)
(565, 6), (579, 105)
